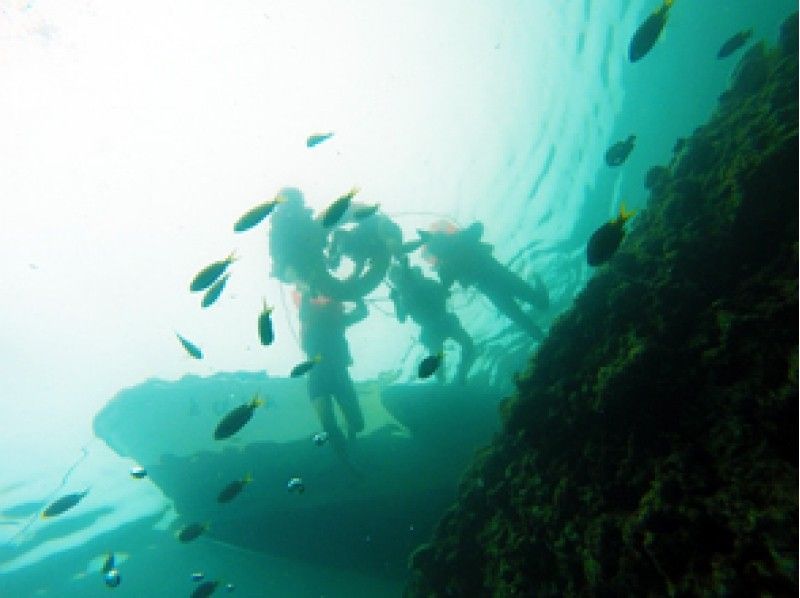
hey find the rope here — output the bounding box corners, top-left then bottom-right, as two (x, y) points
(278, 283), (300, 350)
(4, 440), (93, 547)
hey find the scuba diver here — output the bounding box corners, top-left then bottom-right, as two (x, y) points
(418, 222), (549, 340)
(297, 286), (367, 462)
(387, 255), (475, 384)
(325, 208), (403, 300)
(268, 187), (329, 288)
(269, 188), (391, 301)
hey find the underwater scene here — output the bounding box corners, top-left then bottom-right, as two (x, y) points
(1, 1), (797, 596)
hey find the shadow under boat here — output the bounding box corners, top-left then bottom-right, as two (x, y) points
(93, 372), (503, 579)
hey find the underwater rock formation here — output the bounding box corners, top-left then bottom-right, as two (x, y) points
(406, 14), (798, 597)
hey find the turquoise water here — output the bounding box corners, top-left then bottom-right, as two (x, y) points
(0, 1), (795, 596)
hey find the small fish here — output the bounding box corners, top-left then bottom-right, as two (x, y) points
(213, 395), (264, 440)
(191, 572), (205, 583)
(604, 135), (636, 166)
(191, 580), (220, 598)
(257, 301), (274, 346)
(629, 0), (674, 62)
(176, 333), (203, 359)
(129, 465), (147, 479)
(41, 489), (89, 518)
(587, 204), (636, 266)
(201, 273), (230, 308)
(306, 132), (334, 148)
(72, 553), (130, 581)
(233, 194), (285, 232)
(190, 252), (236, 292)
(176, 522), (209, 543)
(290, 355), (321, 378)
(717, 29), (753, 59)
(321, 187), (359, 228)
(312, 432), (328, 447)
(287, 477), (305, 494)
(225, 583), (235, 593)
(351, 203), (380, 220)
(217, 474), (253, 504)
(103, 568), (121, 588)
(418, 352), (443, 379)
(101, 553), (115, 574)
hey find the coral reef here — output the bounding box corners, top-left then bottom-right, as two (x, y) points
(406, 14), (798, 597)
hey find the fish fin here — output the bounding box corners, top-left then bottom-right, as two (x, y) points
(251, 394), (265, 408)
(618, 203), (637, 223)
(243, 473), (253, 484)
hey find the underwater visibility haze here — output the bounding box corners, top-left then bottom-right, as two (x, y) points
(1, 1), (797, 596)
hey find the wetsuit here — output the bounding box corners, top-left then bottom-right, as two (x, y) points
(423, 222), (548, 340)
(299, 292), (367, 456)
(389, 260), (475, 383)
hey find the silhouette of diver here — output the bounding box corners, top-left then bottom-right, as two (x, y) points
(418, 222), (548, 340)
(297, 287), (367, 461)
(269, 188), (391, 301)
(388, 256), (475, 384)
(327, 211), (403, 281)
(269, 187), (329, 288)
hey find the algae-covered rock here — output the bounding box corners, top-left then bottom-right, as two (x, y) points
(406, 13), (798, 597)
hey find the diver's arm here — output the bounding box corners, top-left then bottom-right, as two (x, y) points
(344, 298), (368, 326)
(389, 288), (408, 322)
(437, 266), (455, 290)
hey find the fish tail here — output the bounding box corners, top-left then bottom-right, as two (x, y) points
(618, 203), (637, 223)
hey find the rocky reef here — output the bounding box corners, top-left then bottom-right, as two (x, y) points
(406, 14), (798, 597)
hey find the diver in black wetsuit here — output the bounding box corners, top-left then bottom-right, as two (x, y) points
(388, 256), (475, 384)
(418, 222), (549, 340)
(298, 288), (367, 460)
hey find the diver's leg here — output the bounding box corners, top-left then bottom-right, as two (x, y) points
(310, 395), (348, 457)
(332, 369), (365, 439)
(447, 317), (475, 384)
(485, 290), (545, 340)
(308, 370), (347, 456)
(500, 266), (549, 310)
